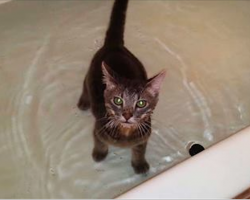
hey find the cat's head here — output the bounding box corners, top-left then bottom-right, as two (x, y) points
(102, 61), (166, 129)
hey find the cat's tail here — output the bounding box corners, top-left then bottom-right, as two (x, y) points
(104, 0), (129, 47)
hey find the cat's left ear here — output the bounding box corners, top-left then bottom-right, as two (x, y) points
(145, 70), (166, 96)
(102, 61), (117, 89)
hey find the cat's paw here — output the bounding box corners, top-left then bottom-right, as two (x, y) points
(132, 161), (150, 174)
(77, 98), (90, 111)
(92, 149), (108, 162)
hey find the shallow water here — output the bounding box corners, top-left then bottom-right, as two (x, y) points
(0, 0), (250, 198)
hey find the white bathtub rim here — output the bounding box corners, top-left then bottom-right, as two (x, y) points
(117, 126), (250, 199)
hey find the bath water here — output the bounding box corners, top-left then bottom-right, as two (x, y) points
(0, 0), (250, 198)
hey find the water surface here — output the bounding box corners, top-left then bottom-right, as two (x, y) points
(0, 0), (250, 198)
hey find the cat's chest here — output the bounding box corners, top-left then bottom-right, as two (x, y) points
(97, 125), (150, 148)
(118, 125), (136, 137)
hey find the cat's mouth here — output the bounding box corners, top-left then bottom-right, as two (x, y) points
(116, 116), (138, 128)
(120, 121), (136, 128)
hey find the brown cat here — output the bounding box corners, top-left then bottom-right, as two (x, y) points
(78, 0), (165, 174)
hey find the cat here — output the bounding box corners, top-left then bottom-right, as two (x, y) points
(78, 0), (166, 174)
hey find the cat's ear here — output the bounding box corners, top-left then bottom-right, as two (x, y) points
(102, 61), (117, 89)
(145, 70), (166, 96)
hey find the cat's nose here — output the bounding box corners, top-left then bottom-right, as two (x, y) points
(122, 112), (132, 121)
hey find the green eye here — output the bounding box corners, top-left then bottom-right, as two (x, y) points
(114, 97), (123, 106)
(136, 100), (147, 108)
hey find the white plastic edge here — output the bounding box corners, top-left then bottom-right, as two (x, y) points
(117, 126), (250, 199)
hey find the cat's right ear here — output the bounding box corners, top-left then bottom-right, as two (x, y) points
(145, 70), (166, 97)
(102, 61), (117, 90)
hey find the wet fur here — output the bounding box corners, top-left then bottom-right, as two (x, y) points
(78, 0), (165, 174)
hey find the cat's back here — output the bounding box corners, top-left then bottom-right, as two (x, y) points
(88, 46), (147, 82)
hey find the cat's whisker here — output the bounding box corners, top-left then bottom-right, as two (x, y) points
(98, 124), (109, 135)
(141, 123), (151, 132)
(136, 124), (139, 137)
(135, 123), (140, 138)
(141, 123), (148, 134)
(142, 121), (151, 127)
(138, 123), (144, 139)
(140, 124), (144, 138)
(110, 121), (118, 138)
(96, 117), (108, 122)
(151, 118), (164, 124)
(98, 120), (113, 135)
(110, 122), (116, 136)
(115, 122), (121, 138)
(113, 126), (119, 139)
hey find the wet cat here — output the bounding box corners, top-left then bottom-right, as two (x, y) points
(78, 0), (165, 174)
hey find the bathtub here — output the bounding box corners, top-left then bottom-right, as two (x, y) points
(117, 126), (250, 198)
(1, 0), (250, 198)
(0, 0), (11, 5)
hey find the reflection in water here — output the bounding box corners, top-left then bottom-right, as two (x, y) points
(0, 0), (250, 198)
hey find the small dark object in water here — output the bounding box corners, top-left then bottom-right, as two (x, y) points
(189, 143), (205, 156)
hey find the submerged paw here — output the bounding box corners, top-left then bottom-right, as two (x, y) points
(132, 161), (150, 174)
(92, 150), (108, 162)
(77, 99), (90, 111)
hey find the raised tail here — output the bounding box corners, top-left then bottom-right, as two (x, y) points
(104, 0), (129, 47)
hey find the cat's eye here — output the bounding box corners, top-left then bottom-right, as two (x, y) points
(136, 100), (147, 108)
(114, 97), (123, 106)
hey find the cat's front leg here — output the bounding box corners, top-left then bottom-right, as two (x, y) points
(131, 142), (149, 174)
(78, 79), (90, 111)
(92, 128), (109, 162)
